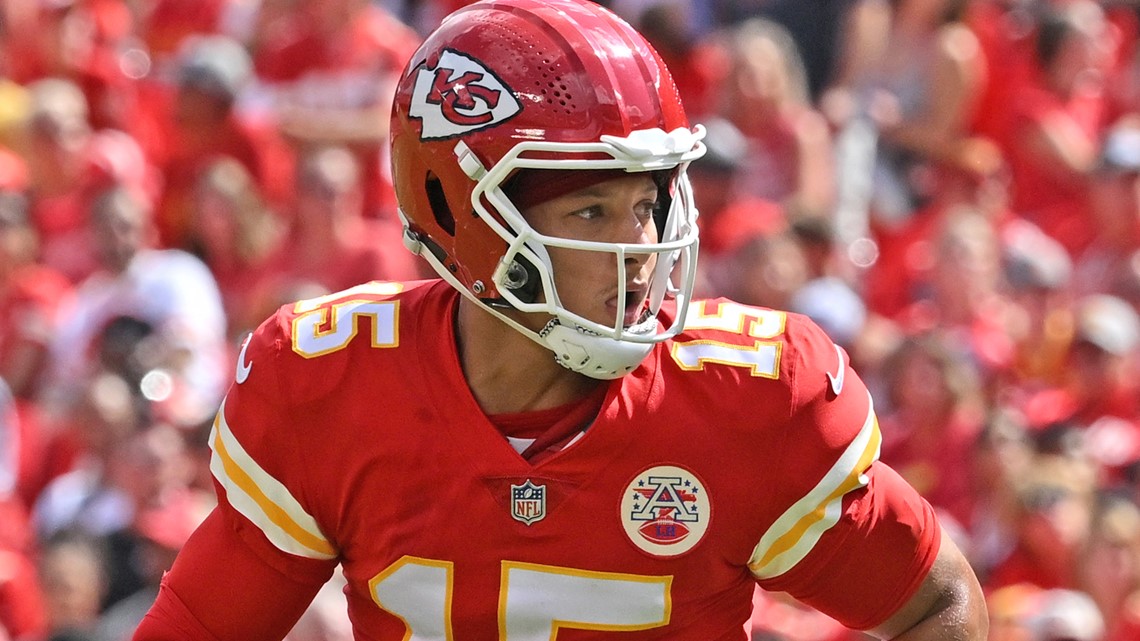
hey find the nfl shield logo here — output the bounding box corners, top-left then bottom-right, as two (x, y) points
(510, 480), (546, 525)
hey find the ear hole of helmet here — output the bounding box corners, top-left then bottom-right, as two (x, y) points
(425, 173), (456, 236)
(503, 254), (542, 306)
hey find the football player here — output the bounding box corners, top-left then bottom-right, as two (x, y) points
(133, 1), (988, 639)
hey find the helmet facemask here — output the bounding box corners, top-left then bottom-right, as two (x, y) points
(410, 125), (706, 379)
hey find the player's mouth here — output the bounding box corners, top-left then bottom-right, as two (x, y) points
(606, 287), (650, 328)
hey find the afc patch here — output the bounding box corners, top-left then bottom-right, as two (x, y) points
(620, 465), (710, 557)
(408, 48), (521, 140)
(510, 480), (546, 525)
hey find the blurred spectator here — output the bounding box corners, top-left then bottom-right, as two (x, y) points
(1073, 117), (1140, 298)
(252, 0), (420, 220)
(22, 78), (98, 282)
(99, 422), (205, 615)
(45, 185), (227, 432)
(0, 537), (48, 641)
(4, 0), (140, 131)
(629, 2), (726, 120)
(824, 0), (986, 228)
(137, 0), (228, 62)
(0, 172), (75, 509)
(1028, 588), (1106, 641)
(896, 207), (1018, 388)
(37, 530), (109, 641)
(687, 117), (794, 297)
(1077, 494), (1140, 641)
(985, 454), (1097, 592)
(1002, 219), (1075, 392)
(148, 34), (288, 250)
(787, 276), (867, 351)
(189, 157), (285, 340)
(1058, 295), (1140, 486)
(704, 220), (810, 312)
(32, 371), (144, 543)
(714, 18), (835, 222)
(966, 0), (1037, 146)
(93, 491), (207, 641)
(878, 333), (987, 530)
(968, 409), (1036, 583)
(1000, 0), (1112, 256)
(259, 146), (423, 305)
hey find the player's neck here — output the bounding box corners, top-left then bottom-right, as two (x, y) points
(454, 298), (603, 416)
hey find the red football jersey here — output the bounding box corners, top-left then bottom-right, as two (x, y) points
(143, 279), (940, 640)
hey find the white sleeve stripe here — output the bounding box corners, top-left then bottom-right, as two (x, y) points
(748, 394), (881, 579)
(209, 402), (337, 559)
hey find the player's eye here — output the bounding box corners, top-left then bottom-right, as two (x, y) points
(634, 200), (659, 222)
(571, 205), (603, 220)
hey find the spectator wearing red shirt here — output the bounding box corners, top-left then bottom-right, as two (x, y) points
(148, 34), (289, 250)
(966, 0), (1037, 147)
(137, 0), (228, 61)
(253, 0), (421, 220)
(22, 78), (100, 282)
(1077, 495), (1140, 641)
(1059, 295), (1140, 485)
(1001, 0), (1112, 257)
(1073, 118), (1140, 298)
(4, 0), (140, 131)
(259, 146), (423, 306)
(878, 333), (987, 532)
(892, 208), (1019, 389)
(984, 454), (1096, 594)
(187, 157), (286, 342)
(630, 3), (727, 121)
(0, 179), (75, 510)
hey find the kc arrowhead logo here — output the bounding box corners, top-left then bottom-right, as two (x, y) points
(409, 49), (521, 140)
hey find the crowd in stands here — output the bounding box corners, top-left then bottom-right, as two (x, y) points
(0, 0), (1138, 639)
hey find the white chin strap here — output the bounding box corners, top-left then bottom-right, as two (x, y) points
(539, 318), (657, 380)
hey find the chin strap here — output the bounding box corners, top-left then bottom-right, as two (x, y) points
(539, 319), (656, 380)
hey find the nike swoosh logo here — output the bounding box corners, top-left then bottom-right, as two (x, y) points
(235, 334), (253, 384)
(826, 343), (845, 396)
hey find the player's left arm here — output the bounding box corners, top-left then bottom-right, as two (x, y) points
(750, 314), (987, 639)
(864, 527), (988, 640)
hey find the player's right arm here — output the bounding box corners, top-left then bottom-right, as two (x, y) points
(132, 509), (330, 641)
(134, 307), (342, 640)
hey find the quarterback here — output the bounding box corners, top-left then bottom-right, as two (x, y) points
(133, 0), (987, 639)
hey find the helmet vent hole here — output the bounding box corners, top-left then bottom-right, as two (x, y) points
(425, 173), (455, 236)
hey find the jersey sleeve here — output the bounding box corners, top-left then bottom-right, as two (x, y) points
(132, 509), (329, 641)
(205, 309), (343, 575)
(750, 315), (941, 631)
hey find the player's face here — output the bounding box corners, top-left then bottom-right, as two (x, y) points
(521, 174), (661, 330)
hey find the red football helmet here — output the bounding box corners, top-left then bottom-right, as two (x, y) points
(390, 0), (705, 379)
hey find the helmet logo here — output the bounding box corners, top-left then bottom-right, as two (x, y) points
(409, 49), (521, 140)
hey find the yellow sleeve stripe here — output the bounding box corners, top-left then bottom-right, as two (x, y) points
(748, 395), (881, 579)
(209, 403), (337, 560)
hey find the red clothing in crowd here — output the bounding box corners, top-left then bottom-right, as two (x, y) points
(0, 264), (74, 507)
(253, 3), (420, 220)
(1002, 78), (1107, 256)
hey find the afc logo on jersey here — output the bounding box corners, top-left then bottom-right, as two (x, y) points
(409, 49), (521, 140)
(620, 465), (711, 557)
(510, 480), (546, 526)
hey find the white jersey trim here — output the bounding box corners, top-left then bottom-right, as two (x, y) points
(209, 401), (337, 560)
(748, 393), (881, 579)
